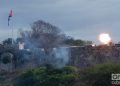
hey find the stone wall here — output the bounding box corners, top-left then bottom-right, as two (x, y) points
(1, 45), (120, 71)
(69, 46), (120, 68)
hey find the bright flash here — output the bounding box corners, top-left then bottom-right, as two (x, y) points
(99, 33), (111, 44)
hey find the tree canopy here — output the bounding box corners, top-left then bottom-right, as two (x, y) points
(65, 38), (93, 46)
(21, 20), (66, 50)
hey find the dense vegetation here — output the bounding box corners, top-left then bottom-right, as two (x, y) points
(65, 38), (92, 46)
(79, 63), (120, 86)
(13, 66), (78, 86)
(11, 63), (120, 86)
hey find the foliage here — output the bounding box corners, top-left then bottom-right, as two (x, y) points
(1, 53), (13, 64)
(2, 38), (13, 45)
(2, 63), (120, 86)
(13, 66), (78, 86)
(20, 20), (67, 50)
(65, 38), (92, 46)
(80, 63), (120, 86)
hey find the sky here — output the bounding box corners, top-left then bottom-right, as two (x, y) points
(0, 0), (120, 44)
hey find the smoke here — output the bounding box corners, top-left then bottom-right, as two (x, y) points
(19, 20), (70, 68)
(20, 35), (70, 68)
(28, 47), (70, 68)
(52, 47), (69, 68)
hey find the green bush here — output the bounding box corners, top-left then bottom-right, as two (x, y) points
(13, 66), (78, 86)
(1, 53), (13, 64)
(13, 63), (120, 86)
(80, 63), (120, 86)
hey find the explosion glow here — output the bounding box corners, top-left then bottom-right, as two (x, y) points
(99, 33), (111, 44)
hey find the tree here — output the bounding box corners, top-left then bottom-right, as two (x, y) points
(65, 38), (92, 46)
(2, 38), (13, 45)
(21, 20), (66, 52)
(1, 52), (13, 64)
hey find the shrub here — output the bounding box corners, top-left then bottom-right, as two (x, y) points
(13, 66), (78, 86)
(80, 63), (120, 86)
(1, 53), (13, 64)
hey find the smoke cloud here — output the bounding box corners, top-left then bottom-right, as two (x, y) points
(21, 35), (70, 68)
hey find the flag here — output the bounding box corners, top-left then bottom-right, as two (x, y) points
(8, 10), (12, 26)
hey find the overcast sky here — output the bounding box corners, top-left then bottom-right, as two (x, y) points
(0, 0), (120, 44)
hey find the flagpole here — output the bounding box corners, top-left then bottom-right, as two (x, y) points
(11, 10), (13, 45)
(8, 10), (14, 45)
(11, 20), (14, 45)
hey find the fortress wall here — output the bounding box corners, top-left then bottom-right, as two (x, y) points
(69, 46), (120, 68)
